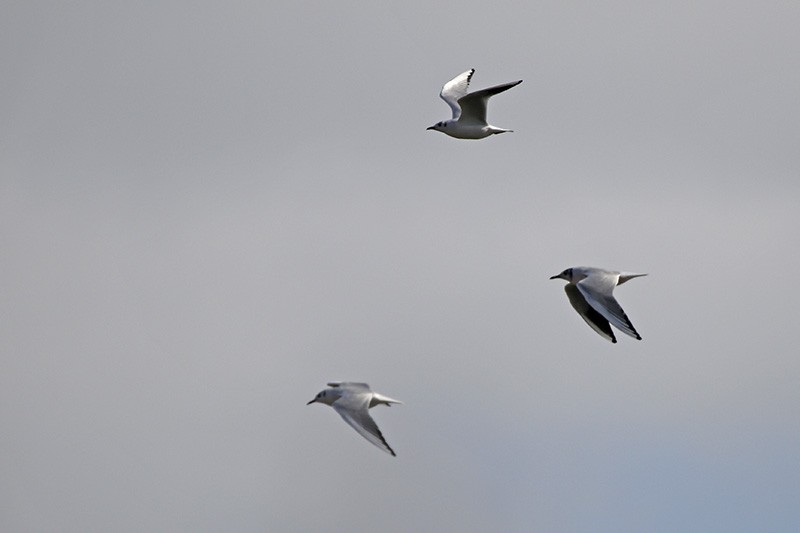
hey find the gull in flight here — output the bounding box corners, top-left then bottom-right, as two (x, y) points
(427, 69), (522, 139)
(550, 267), (646, 343)
(307, 382), (402, 456)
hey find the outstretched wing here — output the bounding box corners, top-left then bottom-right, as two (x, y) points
(564, 284), (616, 343)
(577, 274), (642, 340)
(457, 79), (522, 125)
(439, 69), (474, 120)
(333, 391), (396, 456)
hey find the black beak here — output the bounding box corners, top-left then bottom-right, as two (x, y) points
(306, 399), (316, 405)
(426, 126), (435, 130)
(549, 274), (559, 279)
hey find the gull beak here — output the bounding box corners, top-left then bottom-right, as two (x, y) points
(426, 126), (435, 130)
(306, 398), (316, 405)
(549, 274), (560, 280)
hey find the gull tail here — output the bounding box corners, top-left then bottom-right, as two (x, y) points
(370, 393), (403, 408)
(618, 272), (647, 285)
(489, 127), (513, 135)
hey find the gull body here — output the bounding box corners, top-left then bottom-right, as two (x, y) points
(550, 266), (646, 343)
(307, 382), (402, 456)
(427, 69), (522, 139)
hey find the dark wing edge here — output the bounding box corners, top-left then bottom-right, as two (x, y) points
(565, 284), (617, 343)
(576, 282), (642, 341)
(333, 403), (397, 456)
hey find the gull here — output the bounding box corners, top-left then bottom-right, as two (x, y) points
(427, 69), (522, 139)
(550, 267), (646, 343)
(307, 382), (402, 456)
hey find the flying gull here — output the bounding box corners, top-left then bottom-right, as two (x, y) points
(427, 69), (522, 139)
(550, 266), (646, 343)
(307, 382), (402, 456)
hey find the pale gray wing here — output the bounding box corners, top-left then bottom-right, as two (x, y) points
(577, 274), (642, 340)
(457, 80), (522, 125)
(564, 284), (617, 343)
(332, 391), (396, 456)
(439, 69), (474, 120)
(327, 382), (371, 390)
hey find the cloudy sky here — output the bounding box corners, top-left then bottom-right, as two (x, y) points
(2, 1), (799, 531)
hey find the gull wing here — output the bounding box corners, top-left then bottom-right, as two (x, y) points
(332, 389), (396, 456)
(576, 274), (642, 340)
(439, 69), (474, 120)
(564, 283), (617, 343)
(327, 382), (370, 390)
(457, 79), (522, 125)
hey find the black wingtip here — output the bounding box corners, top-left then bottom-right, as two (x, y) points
(384, 440), (397, 457)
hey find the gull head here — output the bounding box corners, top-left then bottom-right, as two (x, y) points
(306, 387), (339, 406)
(427, 120), (448, 132)
(550, 267), (574, 282)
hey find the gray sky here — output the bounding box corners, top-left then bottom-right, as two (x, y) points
(2, 1), (799, 531)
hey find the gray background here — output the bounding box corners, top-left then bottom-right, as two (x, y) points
(2, 1), (799, 531)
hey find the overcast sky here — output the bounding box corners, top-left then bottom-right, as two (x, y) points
(2, 1), (799, 532)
